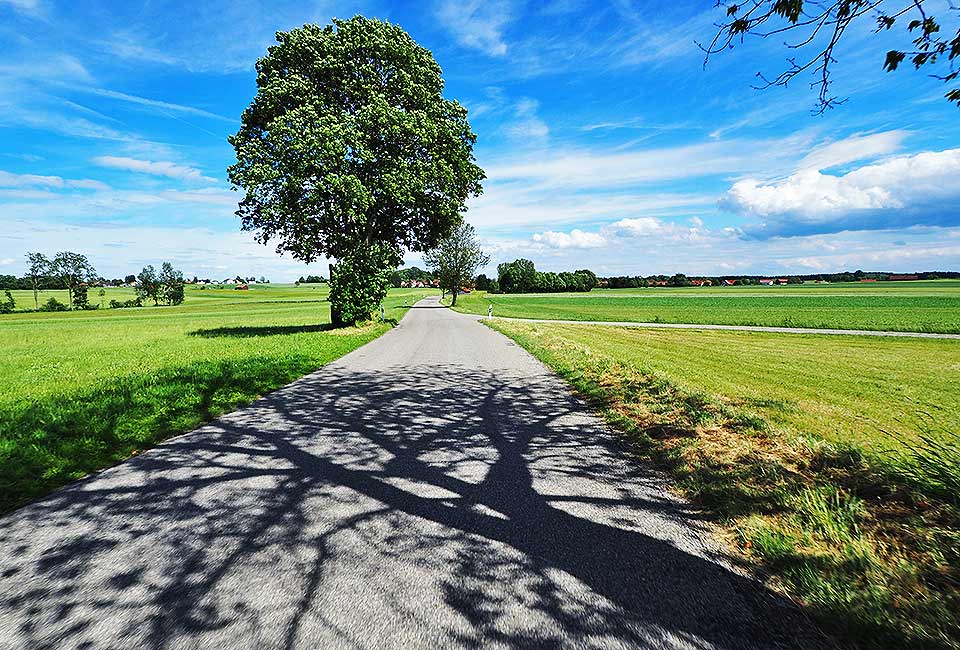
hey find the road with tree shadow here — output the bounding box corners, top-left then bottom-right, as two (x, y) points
(0, 296), (832, 649)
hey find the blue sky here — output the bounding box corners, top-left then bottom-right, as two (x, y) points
(1, 0), (958, 281)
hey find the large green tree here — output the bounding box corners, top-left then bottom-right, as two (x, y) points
(228, 16), (485, 324)
(424, 222), (489, 307)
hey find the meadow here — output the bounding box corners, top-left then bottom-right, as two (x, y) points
(0, 283), (432, 512)
(453, 280), (960, 333)
(490, 319), (960, 648)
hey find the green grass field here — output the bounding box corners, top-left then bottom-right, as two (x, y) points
(489, 319), (960, 648)
(452, 280), (960, 333)
(0, 284), (433, 512)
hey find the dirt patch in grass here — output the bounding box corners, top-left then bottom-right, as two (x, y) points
(492, 321), (960, 649)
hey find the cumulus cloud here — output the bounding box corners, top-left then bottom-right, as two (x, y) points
(532, 229), (606, 249)
(721, 148), (960, 238)
(531, 216), (714, 251)
(93, 156), (216, 183)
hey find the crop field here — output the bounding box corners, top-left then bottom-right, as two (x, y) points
(0, 284), (433, 512)
(452, 280), (960, 333)
(489, 319), (960, 646)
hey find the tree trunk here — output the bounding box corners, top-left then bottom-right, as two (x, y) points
(450, 285), (458, 307)
(329, 262), (344, 326)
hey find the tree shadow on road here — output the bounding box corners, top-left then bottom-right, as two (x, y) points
(0, 363), (834, 649)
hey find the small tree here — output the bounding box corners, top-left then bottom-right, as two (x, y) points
(71, 284), (89, 309)
(0, 290), (15, 314)
(424, 222), (489, 307)
(137, 265), (161, 306)
(26, 252), (49, 309)
(159, 262), (185, 306)
(50, 251), (96, 308)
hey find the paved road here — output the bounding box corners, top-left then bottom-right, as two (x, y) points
(487, 316), (960, 339)
(0, 297), (830, 650)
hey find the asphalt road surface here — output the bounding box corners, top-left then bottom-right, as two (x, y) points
(0, 297), (830, 650)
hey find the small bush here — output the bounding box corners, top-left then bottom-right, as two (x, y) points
(0, 290), (15, 314)
(109, 298), (143, 309)
(39, 297), (68, 312)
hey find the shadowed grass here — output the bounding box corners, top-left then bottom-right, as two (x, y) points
(489, 320), (960, 649)
(0, 356), (323, 512)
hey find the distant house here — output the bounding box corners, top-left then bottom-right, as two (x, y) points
(691, 279), (712, 286)
(777, 278), (789, 285)
(888, 274), (919, 281)
(860, 278), (878, 282)
(235, 284), (249, 291)
(724, 279), (737, 286)
(759, 278), (775, 285)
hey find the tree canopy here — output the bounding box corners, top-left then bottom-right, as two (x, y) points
(228, 16), (485, 323)
(704, 1), (960, 111)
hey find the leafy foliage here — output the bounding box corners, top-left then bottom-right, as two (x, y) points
(328, 243), (395, 324)
(38, 297), (68, 312)
(424, 222), (489, 306)
(0, 290), (15, 314)
(50, 251), (96, 308)
(159, 262), (185, 306)
(136, 265), (161, 306)
(496, 258), (597, 294)
(228, 16), (485, 321)
(704, 1), (960, 111)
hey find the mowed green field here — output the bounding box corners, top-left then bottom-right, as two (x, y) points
(0, 284), (433, 512)
(453, 280), (960, 333)
(494, 322), (960, 453)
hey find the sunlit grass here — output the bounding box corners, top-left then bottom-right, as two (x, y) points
(0, 284), (433, 512)
(452, 280), (960, 333)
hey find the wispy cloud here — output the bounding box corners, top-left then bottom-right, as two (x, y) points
(0, 169), (108, 191)
(93, 156), (218, 183)
(435, 0), (513, 56)
(79, 87), (236, 123)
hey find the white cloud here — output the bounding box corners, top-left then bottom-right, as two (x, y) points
(503, 97), (549, 140)
(0, 54), (91, 83)
(532, 229), (607, 249)
(796, 130), (907, 171)
(436, 0), (512, 56)
(722, 148), (960, 237)
(93, 156), (217, 183)
(0, 169), (109, 191)
(80, 87), (236, 123)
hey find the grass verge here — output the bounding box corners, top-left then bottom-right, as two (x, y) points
(489, 320), (960, 649)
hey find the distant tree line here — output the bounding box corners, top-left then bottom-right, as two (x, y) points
(601, 270), (960, 288)
(297, 275), (327, 284)
(496, 259), (597, 294)
(0, 251), (186, 313)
